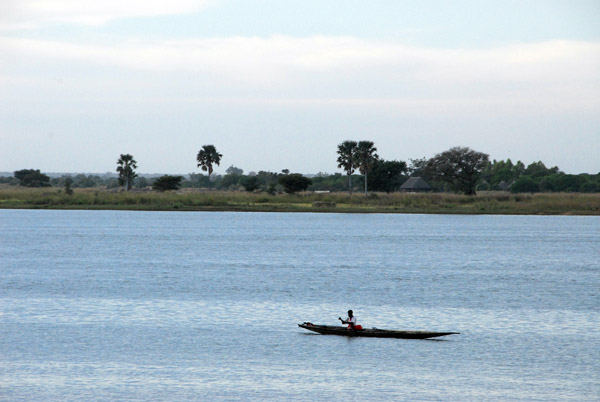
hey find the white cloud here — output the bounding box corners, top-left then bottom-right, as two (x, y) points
(0, 0), (214, 29)
(0, 35), (598, 123)
(2, 35), (598, 100)
(3, 35), (598, 74)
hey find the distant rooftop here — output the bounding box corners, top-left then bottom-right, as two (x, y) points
(400, 176), (431, 191)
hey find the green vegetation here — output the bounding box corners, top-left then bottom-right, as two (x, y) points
(240, 176), (260, 192)
(116, 154), (137, 191)
(196, 145), (222, 183)
(355, 140), (378, 196)
(369, 160), (408, 193)
(1, 187), (598, 215)
(278, 173), (312, 194)
(3, 143), (599, 218)
(336, 140), (358, 193)
(426, 147), (489, 195)
(64, 177), (74, 195)
(152, 175), (183, 191)
(14, 169), (51, 187)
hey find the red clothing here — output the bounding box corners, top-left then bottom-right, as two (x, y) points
(346, 316), (362, 329)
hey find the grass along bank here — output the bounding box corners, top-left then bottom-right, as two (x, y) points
(1, 187), (599, 215)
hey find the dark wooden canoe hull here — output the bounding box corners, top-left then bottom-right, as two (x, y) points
(298, 323), (459, 339)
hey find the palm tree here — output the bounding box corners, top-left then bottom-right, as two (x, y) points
(196, 145), (222, 184)
(355, 141), (378, 196)
(116, 153), (138, 191)
(336, 140), (357, 194)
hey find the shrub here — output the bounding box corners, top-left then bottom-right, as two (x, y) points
(152, 175), (183, 192)
(279, 174), (312, 194)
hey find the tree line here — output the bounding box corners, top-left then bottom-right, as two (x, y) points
(4, 143), (600, 194)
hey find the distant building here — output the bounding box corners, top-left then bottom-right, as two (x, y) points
(400, 177), (431, 192)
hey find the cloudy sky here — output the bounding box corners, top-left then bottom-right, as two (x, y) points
(1, 0), (599, 175)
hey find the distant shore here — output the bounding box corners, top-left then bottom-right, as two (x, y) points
(1, 187), (599, 215)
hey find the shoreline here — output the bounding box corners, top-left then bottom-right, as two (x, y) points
(1, 188), (599, 216)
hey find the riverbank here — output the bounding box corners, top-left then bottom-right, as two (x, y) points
(1, 187), (599, 215)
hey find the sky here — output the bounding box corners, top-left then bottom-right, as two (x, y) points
(1, 0), (599, 175)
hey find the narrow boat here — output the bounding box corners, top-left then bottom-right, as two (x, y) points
(298, 322), (459, 339)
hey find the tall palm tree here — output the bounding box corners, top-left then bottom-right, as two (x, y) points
(355, 141), (378, 196)
(196, 145), (222, 185)
(336, 140), (357, 194)
(116, 153), (138, 191)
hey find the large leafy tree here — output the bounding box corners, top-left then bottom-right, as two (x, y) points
(116, 154), (138, 191)
(196, 145), (222, 184)
(278, 173), (312, 194)
(408, 158), (429, 178)
(426, 147), (489, 195)
(369, 159), (408, 193)
(355, 141), (379, 196)
(336, 140), (358, 193)
(14, 169), (51, 187)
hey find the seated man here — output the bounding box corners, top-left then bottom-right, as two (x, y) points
(339, 310), (363, 330)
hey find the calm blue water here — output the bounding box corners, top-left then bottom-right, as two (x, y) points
(1, 210), (599, 401)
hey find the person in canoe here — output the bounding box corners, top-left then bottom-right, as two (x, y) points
(339, 310), (363, 330)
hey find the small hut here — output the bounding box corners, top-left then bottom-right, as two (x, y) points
(400, 177), (431, 192)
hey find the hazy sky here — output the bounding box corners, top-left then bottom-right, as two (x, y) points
(1, 0), (599, 175)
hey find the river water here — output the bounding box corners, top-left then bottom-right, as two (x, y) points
(1, 210), (598, 401)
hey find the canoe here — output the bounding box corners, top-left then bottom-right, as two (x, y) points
(298, 322), (459, 339)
